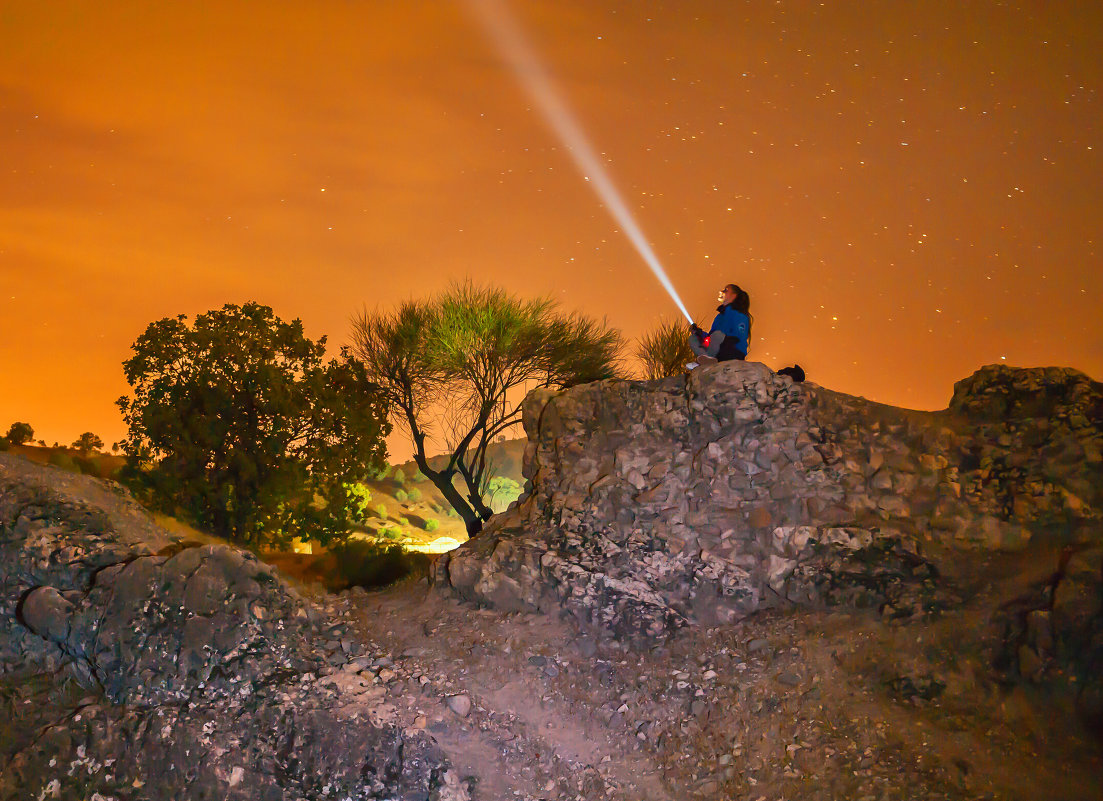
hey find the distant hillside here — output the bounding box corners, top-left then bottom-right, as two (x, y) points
(394, 437), (527, 485)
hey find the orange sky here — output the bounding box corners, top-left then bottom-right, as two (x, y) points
(2, 1), (1101, 458)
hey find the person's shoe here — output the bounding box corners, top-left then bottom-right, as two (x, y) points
(686, 361), (699, 370)
(697, 354), (718, 366)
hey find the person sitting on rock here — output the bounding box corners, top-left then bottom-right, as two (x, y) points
(687, 283), (752, 369)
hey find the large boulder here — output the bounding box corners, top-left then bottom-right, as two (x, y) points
(437, 363), (1102, 640)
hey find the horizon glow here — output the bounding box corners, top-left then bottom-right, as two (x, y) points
(463, 0), (694, 324)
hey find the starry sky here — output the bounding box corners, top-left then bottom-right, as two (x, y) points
(2, 1), (1100, 457)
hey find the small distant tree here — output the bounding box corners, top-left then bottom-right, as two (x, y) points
(351, 282), (622, 536)
(635, 317), (695, 380)
(5, 422), (34, 446)
(486, 475), (522, 511)
(117, 302), (391, 547)
(72, 432), (104, 454)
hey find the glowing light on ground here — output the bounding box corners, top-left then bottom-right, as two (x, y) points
(404, 536), (464, 554)
(464, 0), (694, 323)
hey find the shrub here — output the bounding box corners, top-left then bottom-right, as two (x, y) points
(424, 518), (439, 532)
(375, 503), (388, 520)
(398, 517), (409, 526)
(0, 438), (8, 452)
(378, 524), (403, 540)
(329, 539), (430, 589)
(392, 467), (406, 486)
(406, 487), (421, 503)
(74, 456), (101, 476)
(413, 469), (427, 482)
(635, 317), (696, 380)
(395, 489), (408, 503)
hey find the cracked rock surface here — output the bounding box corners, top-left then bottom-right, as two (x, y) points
(0, 454), (459, 801)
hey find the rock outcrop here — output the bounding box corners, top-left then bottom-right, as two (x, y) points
(0, 454), (459, 801)
(437, 363), (1102, 634)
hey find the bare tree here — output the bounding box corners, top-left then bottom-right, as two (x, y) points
(351, 282), (622, 535)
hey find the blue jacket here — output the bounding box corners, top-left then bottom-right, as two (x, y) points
(709, 304), (750, 356)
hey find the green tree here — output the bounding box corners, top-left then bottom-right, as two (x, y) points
(5, 422), (34, 445)
(486, 475), (523, 511)
(351, 281), (622, 535)
(72, 432), (104, 454)
(117, 302), (390, 547)
(635, 317), (696, 380)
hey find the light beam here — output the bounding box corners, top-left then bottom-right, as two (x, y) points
(463, 0), (694, 324)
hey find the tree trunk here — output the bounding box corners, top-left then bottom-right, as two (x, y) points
(411, 453), (484, 537)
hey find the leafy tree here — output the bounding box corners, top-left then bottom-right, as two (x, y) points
(347, 483), (372, 518)
(5, 422), (34, 445)
(72, 432), (104, 453)
(117, 302), (390, 547)
(351, 281), (622, 535)
(635, 317), (696, 380)
(486, 475), (523, 511)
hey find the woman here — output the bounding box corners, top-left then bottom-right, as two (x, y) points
(688, 283), (752, 368)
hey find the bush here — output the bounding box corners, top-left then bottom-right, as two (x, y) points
(406, 487), (422, 503)
(375, 503), (388, 520)
(74, 456), (101, 477)
(413, 469), (427, 482)
(378, 524), (402, 540)
(395, 489), (408, 503)
(0, 438), (8, 452)
(329, 539), (430, 589)
(392, 467), (406, 486)
(424, 518), (439, 532)
(635, 318), (696, 380)
(398, 516), (409, 526)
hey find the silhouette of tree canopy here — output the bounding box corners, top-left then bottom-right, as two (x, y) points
(118, 302), (390, 547)
(72, 432), (104, 453)
(635, 317), (696, 380)
(351, 282), (622, 535)
(4, 422), (34, 446)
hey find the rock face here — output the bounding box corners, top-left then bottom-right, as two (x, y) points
(437, 363), (1103, 639)
(0, 454), (457, 801)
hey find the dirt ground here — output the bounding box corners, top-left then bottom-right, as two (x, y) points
(311, 543), (1102, 801)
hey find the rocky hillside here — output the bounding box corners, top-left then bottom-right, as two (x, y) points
(0, 454), (465, 800)
(437, 363), (1102, 724)
(2, 362), (1101, 800)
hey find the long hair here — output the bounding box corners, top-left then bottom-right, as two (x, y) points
(725, 283), (753, 335)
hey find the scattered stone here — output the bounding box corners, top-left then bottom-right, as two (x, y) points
(446, 693), (472, 717)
